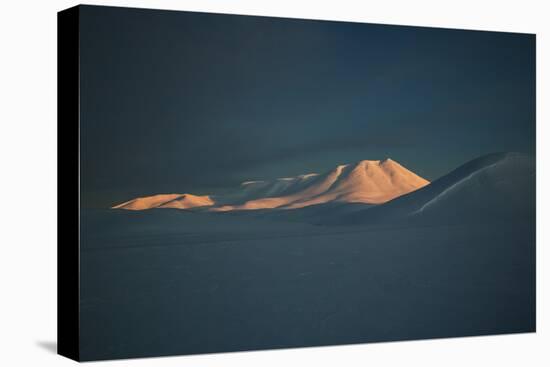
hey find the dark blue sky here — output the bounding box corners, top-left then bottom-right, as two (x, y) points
(79, 5), (535, 207)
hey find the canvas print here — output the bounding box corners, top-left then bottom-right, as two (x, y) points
(58, 5), (535, 361)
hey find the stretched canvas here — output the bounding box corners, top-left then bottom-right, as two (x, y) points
(58, 5), (536, 361)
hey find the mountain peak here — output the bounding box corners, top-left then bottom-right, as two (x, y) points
(353, 158), (395, 166)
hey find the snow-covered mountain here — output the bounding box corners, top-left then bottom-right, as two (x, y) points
(214, 159), (429, 211)
(111, 158), (429, 211)
(112, 193), (214, 211)
(326, 152), (535, 225)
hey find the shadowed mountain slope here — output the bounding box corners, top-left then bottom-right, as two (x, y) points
(322, 152), (535, 226)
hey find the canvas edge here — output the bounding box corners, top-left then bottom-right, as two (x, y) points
(57, 4), (81, 362)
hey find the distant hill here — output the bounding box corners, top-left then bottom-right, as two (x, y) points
(112, 159), (429, 211)
(112, 193), (214, 211)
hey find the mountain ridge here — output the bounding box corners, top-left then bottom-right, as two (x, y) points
(112, 158), (429, 211)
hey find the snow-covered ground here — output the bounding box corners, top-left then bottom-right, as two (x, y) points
(78, 153), (535, 360)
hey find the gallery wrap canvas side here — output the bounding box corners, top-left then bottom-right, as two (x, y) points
(58, 5), (80, 362)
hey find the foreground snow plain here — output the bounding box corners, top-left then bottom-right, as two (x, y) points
(78, 153), (535, 360)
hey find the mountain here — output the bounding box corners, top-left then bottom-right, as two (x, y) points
(326, 152), (535, 226)
(111, 159), (429, 211)
(214, 159), (429, 211)
(112, 193), (214, 210)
